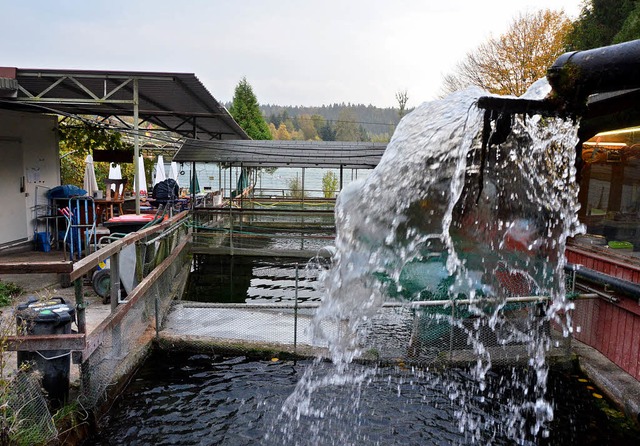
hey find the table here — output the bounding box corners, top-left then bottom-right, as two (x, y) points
(94, 198), (125, 224)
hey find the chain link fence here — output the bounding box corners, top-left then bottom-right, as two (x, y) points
(3, 370), (58, 445)
(78, 218), (190, 409)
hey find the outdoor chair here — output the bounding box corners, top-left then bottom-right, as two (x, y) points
(104, 178), (127, 221)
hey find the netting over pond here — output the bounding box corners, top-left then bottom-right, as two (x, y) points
(162, 254), (573, 367)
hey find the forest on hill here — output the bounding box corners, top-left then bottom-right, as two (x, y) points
(225, 101), (404, 142)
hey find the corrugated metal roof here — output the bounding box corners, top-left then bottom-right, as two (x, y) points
(172, 139), (387, 168)
(0, 67), (249, 140)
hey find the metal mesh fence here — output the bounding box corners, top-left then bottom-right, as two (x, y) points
(191, 204), (335, 255)
(79, 223), (190, 409)
(5, 370), (58, 445)
(162, 292), (568, 367)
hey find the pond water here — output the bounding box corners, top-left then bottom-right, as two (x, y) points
(185, 255), (323, 304)
(88, 350), (639, 445)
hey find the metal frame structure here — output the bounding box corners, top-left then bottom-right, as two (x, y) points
(173, 139), (387, 168)
(0, 67), (250, 213)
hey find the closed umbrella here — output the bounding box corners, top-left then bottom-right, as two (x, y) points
(108, 163), (123, 195)
(83, 154), (99, 197)
(153, 155), (166, 186)
(134, 155), (148, 197)
(168, 161), (180, 187)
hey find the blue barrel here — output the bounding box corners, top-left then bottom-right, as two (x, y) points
(34, 231), (51, 252)
(16, 296), (76, 409)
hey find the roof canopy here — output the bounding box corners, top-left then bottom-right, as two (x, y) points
(173, 139), (387, 168)
(0, 67), (249, 140)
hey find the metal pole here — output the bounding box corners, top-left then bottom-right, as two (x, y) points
(133, 78), (140, 215)
(301, 168), (305, 206)
(110, 252), (120, 311)
(449, 301), (455, 361)
(191, 162), (196, 209)
(294, 263), (299, 352)
(339, 165), (344, 191)
(74, 278), (86, 334)
(229, 165), (233, 253)
(155, 297), (160, 338)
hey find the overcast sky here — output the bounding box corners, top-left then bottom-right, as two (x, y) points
(3, 0), (582, 108)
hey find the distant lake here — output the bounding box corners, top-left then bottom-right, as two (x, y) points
(166, 164), (371, 198)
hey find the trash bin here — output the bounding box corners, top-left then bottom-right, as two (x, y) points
(16, 296), (76, 409)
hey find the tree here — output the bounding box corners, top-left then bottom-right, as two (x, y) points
(396, 89), (409, 119)
(298, 114), (319, 140)
(335, 109), (360, 141)
(229, 77), (272, 140)
(318, 121), (336, 141)
(58, 118), (134, 187)
(322, 170), (339, 198)
(441, 9), (573, 97)
(566, 0), (640, 49)
(275, 123), (292, 140)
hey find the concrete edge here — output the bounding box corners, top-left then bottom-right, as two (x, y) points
(572, 338), (640, 426)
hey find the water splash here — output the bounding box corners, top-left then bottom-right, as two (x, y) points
(275, 83), (583, 444)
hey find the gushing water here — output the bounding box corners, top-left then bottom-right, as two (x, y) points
(271, 82), (583, 444)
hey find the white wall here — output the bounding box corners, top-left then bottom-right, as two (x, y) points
(0, 109), (59, 246)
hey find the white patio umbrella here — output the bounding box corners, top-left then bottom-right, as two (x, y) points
(168, 161), (180, 187)
(134, 155), (148, 197)
(108, 163), (123, 194)
(153, 155), (166, 186)
(83, 154), (99, 197)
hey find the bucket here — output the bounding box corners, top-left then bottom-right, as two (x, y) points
(34, 231), (51, 252)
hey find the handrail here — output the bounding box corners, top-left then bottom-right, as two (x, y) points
(69, 210), (189, 281)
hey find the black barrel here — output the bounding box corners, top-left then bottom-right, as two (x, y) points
(547, 39), (640, 107)
(16, 296), (76, 408)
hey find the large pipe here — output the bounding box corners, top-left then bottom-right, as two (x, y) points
(547, 39), (640, 110)
(565, 262), (640, 299)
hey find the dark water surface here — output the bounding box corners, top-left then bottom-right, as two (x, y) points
(88, 350), (639, 446)
(185, 255), (323, 304)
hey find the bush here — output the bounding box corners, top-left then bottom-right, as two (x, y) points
(322, 171), (339, 198)
(0, 280), (22, 307)
(287, 175), (305, 199)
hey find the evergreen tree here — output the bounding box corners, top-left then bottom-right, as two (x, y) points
(319, 122), (336, 141)
(335, 109), (360, 141)
(566, 0), (639, 49)
(229, 77), (272, 140)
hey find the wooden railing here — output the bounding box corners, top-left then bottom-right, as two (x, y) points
(5, 211), (190, 356)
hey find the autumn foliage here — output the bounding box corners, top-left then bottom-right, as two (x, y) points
(442, 9), (573, 97)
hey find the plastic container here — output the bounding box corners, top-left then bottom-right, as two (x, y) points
(16, 296), (76, 408)
(608, 240), (634, 252)
(34, 231), (51, 252)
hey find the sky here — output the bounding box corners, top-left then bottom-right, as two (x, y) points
(2, 0), (583, 109)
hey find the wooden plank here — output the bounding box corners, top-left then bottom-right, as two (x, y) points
(621, 311), (634, 373)
(597, 301), (608, 355)
(613, 307), (626, 366)
(5, 333), (85, 351)
(604, 303), (616, 358)
(81, 237), (188, 361)
(0, 261), (73, 274)
(631, 317), (640, 380)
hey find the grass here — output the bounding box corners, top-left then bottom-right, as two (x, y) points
(0, 280), (22, 307)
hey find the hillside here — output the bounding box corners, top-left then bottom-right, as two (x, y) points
(260, 103), (402, 140)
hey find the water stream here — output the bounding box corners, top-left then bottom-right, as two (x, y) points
(271, 82), (584, 444)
